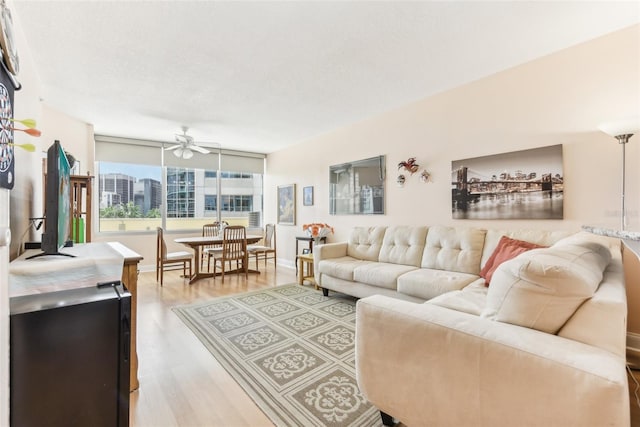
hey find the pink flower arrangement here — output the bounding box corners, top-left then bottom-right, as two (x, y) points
(303, 223), (334, 242)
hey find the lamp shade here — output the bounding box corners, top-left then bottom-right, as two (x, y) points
(598, 117), (640, 137)
(182, 148), (193, 159)
(174, 147), (183, 158)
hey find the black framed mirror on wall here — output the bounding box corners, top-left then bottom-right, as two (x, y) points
(329, 155), (385, 215)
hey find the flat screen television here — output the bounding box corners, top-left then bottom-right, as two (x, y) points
(27, 140), (74, 259)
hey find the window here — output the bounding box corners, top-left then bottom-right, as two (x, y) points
(97, 161), (163, 232)
(95, 136), (265, 233)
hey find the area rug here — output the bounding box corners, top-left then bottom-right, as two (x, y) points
(173, 284), (382, 427)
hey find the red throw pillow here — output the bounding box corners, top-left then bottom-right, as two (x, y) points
(480, 236), (546, 286)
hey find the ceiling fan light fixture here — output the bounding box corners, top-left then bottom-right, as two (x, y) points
(182, 148), (194, 159)
(174, 147), (183, 158)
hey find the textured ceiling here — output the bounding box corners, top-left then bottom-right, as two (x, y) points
(11, 1), (640, 153)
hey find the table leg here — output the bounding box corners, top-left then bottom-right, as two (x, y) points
(298, 256), (304, 285)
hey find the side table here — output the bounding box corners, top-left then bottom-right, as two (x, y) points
(295, 236), (326, 275)
(298, 253), (318, 289)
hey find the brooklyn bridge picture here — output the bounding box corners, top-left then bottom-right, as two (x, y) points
(451, 144), (563, 220)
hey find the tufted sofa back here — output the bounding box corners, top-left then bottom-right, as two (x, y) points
(421, 226), (486, 275)
(379, 226), (428, 266)
(347, 226), (387, 261)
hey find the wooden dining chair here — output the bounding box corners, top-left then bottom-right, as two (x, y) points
(203, 220), (229, 271)
(211, 225), (247, 283)
(156, 227), (193, 286)
(201, 223), (221, 269)
(247, 223), (276, 270)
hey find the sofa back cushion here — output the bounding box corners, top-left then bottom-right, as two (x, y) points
(481, 240), (612, 334)
(347, 226), (387, 261)
(378, 226), (428, 267)
(481, 229), (573, 270)
(421, 226), (486, 275)
(480, 236), (547, 285)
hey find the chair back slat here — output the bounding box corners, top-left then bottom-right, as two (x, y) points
(203, 223), (219, 238)
(223, 225), (246, 260)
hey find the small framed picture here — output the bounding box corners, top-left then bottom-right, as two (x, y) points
(303, 186), (314, 206)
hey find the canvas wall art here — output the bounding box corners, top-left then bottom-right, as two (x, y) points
(451, 145), (563, 220)
(277, 184), (296, 225)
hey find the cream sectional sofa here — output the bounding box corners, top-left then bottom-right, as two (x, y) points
(314, 226), (629, 427)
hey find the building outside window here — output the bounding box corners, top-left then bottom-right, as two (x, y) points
(96, 161), (263, 232)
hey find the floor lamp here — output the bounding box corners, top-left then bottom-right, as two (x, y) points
(598, 119), (639, 231)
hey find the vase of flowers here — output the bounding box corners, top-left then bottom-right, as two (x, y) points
(302, 222), (334, 246)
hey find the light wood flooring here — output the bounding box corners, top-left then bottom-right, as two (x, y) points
(131, 261), (295, 426)
(131, 262), (640, 427)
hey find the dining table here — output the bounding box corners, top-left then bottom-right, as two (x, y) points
(174, 234), (263, 284)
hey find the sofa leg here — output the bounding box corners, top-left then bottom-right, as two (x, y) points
(380, 411), (394, 426)
(322, 287), (329, 297)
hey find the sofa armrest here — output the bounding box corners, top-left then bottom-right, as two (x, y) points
(356, 295), (629, 427)
(313, 242), (347, 262)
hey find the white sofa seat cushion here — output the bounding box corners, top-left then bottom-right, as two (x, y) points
(482, 241), (612, 334)
(317, 256), (374, 281)
(378, 226), (428, 266)
(421, 226), (486, 275)
(397, 268), (479, 300)
(425, 279), (488, 316)
(353, 262), (419, 290)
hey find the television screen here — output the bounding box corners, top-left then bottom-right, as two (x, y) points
(28, 140), (73, 258)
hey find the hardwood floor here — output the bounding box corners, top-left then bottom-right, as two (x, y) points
(130, 262), (295, 427)
(130, 262), (640, 427)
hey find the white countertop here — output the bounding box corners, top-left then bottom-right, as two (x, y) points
(581, 225), (640, 258)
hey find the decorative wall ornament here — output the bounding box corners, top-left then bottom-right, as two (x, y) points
(420, 169), (431, 183)
(396, 174), (405, 187)
(398, 157), (419, 174)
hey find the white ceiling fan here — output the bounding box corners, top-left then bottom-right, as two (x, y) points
(164, 126), (211, 159)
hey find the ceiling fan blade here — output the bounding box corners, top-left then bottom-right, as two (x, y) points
(191, 145), (210, 154)
(164, 144), (181, 151)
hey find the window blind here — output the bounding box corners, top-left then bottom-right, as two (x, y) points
(95, 135), (265, 174)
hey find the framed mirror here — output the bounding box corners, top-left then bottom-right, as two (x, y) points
(329, 155), (385, 215)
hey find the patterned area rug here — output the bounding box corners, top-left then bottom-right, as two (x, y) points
(173, 284), (381, 427)
(174, 285), (382, 426)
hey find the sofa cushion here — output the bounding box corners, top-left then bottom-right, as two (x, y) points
(481, 229), (573, 269)
(378, 226), (428, 267)
(347, 226), (387, 261)
(353, 262), (418, 290)
(426, 279), (488, 315)
(421, 226), (486, 275)
(397, 268), (479, 300)
(481, 241), (612, 334)
(317, 256), (375, 281)
(480, 236), (546, 285)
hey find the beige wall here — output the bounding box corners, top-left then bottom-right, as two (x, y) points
(266, 25), (640, 328)
(266, 25), (640, 263)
